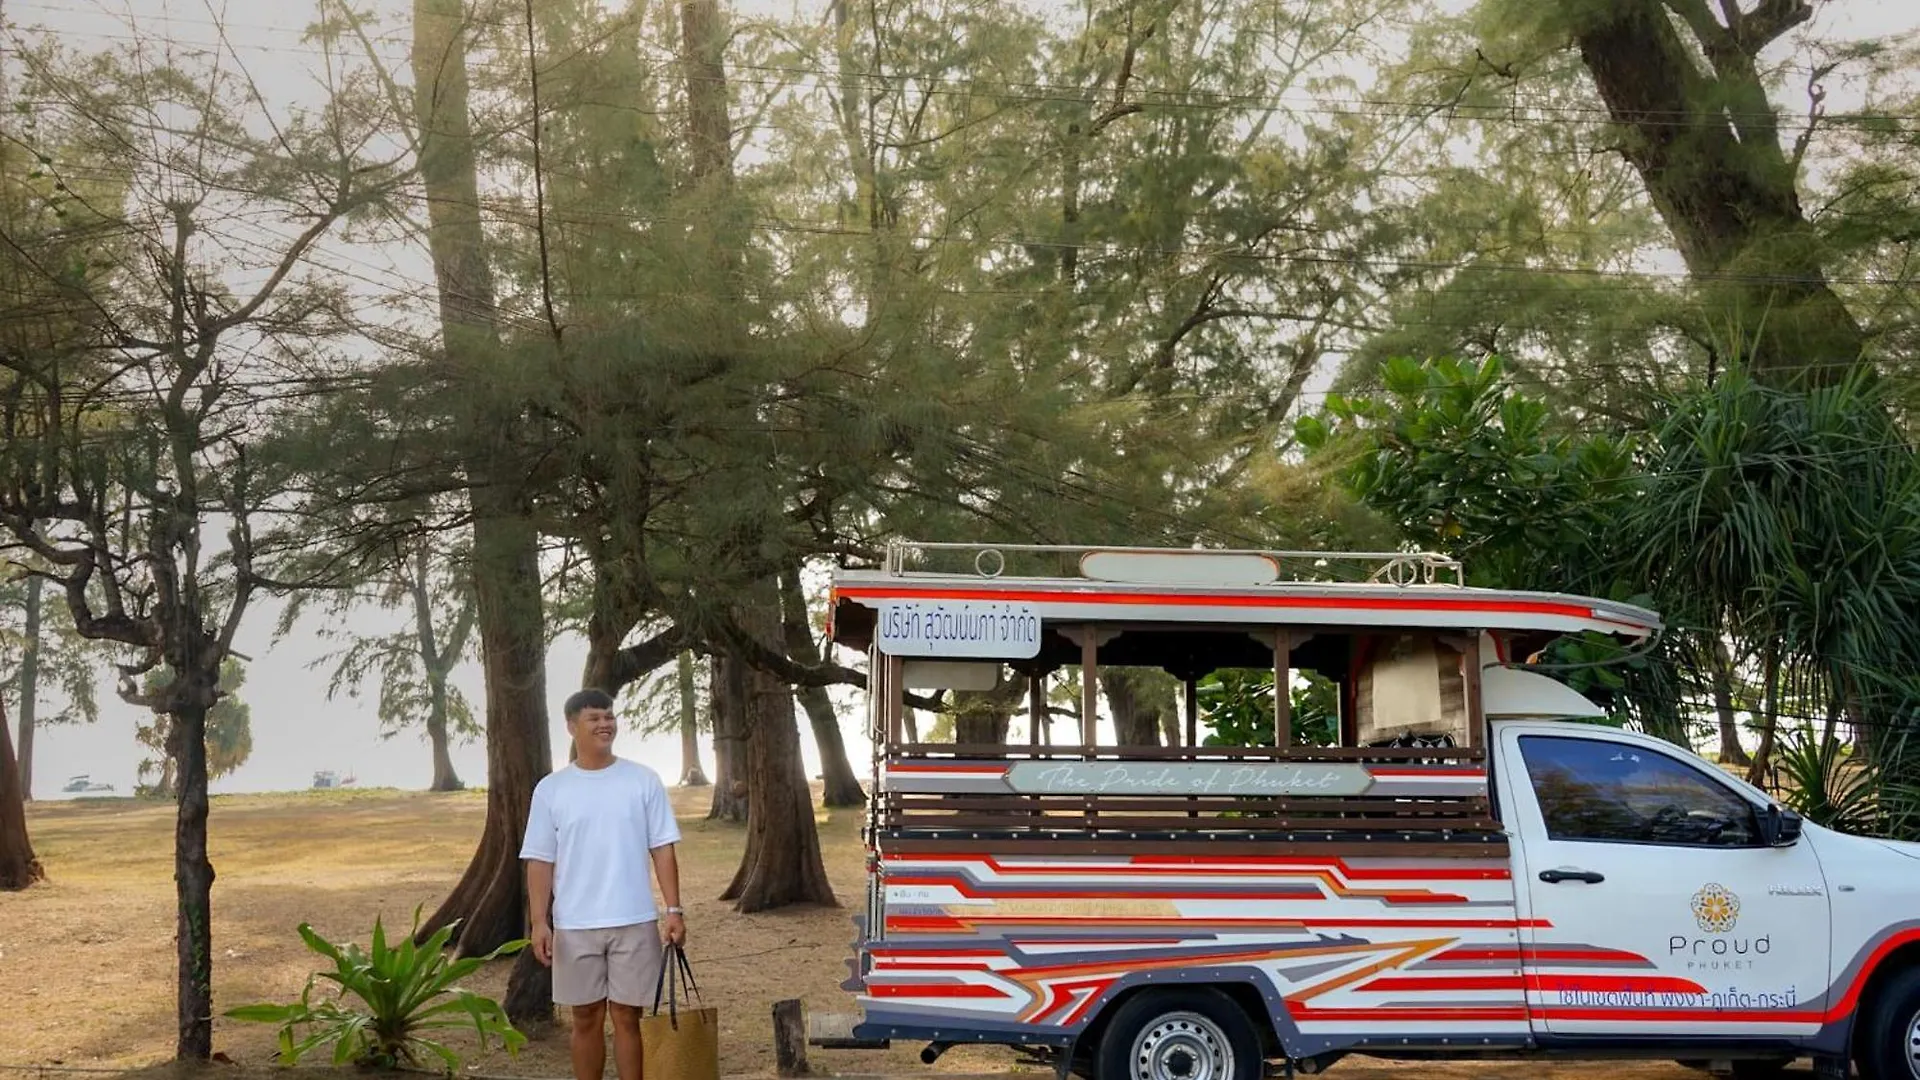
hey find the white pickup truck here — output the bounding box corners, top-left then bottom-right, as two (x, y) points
(819, 543), (1920, 1080)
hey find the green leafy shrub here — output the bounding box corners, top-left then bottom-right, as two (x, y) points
(1772, 726), (1920, 840)
(226, 908), (527, 1072)
(1198, 669), (1339, 748)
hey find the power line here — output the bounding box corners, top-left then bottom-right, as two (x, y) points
(13, 0), (1920, 135)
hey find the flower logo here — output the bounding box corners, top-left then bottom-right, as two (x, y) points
(1691, 883), (1740, 933)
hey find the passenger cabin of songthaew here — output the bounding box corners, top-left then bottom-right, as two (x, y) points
(827, 543), (1657, 764)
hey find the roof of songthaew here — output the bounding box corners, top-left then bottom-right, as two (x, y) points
(825, 544), (1661, 669)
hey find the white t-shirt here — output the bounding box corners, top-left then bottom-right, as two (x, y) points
(518, 757), (683, 930)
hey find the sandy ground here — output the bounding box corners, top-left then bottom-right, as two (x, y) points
(1, 785), (1793, 1078)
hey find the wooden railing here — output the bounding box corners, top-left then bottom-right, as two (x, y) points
(872, 744), (1506, 858)
(887, 742), (1485, 763)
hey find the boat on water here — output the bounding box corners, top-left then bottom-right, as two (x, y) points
(60, 774), (115, 794)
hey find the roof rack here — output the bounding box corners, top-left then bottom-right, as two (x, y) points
(880, 540), (1466, 588)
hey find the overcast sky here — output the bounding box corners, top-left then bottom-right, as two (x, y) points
(8, 0), (1916, 798)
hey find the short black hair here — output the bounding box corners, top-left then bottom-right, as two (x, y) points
(564, 688), (616, 719)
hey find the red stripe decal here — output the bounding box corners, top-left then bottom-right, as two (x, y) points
(865, 983), (1011, 1000)
(891, 852), (1513, 882)
(837, 584), (1651, 633)
(867, 946), (1006, 958)
(1825, 929), (1920, 1020)
(1360, 975), (1526, 993)
(1536, 1007), (1821, 1025)
(1526, 975), (1708, 995)
(885, 914), (1547, 930)
(1290, 1005), (1531, 1023)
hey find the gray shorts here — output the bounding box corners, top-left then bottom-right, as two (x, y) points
(552, 922), (663, 1008)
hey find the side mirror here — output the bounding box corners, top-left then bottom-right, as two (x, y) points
(1760, 803), (1803, 846)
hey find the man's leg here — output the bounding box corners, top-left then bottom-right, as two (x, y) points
(570, 1003), (608, 1080)
(604, 922), (665, 1080)
(553, 929), (615, 1080)
(607, 1003), (642, 1080)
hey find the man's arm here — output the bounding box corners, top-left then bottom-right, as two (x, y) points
(643, 770), (686, 945)
(652, 843), (685, 945)
(526, 859), (556, 964)
(518, 783), (558, 965)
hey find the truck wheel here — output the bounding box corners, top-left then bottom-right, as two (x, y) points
(1859, 965), (1920, 1080)
(1094, 988), (1264, 1080)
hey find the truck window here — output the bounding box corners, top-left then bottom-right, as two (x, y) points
(1517, 735), (1760, 848)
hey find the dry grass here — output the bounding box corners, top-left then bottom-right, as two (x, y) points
(3, 786), (1773, 1078)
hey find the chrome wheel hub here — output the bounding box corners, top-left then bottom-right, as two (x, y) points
(1906, 1009), (1920, 1079)
(1130, 1011), (1234, 1080)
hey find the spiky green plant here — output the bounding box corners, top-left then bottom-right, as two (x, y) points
(1772, 726), (1920, 840)
(225, 907), (527, 1073)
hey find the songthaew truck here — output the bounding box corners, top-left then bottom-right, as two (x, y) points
(811, 542), (1920, 1080)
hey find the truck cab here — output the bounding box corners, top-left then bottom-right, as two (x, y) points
(1490, 716), (1920, 1076)
(819, 542), (1920, 1080)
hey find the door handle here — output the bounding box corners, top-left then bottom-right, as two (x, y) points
(1539, 868), (1605, 885)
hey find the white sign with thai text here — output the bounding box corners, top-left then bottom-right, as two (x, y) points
(1004, 760), (1376, 797)
(876, 600), (1043, 659)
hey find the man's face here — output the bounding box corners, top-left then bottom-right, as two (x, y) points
(569, 706), (617, 754)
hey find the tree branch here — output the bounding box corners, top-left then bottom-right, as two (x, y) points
(1733, 0), (1813, 53)
(210, 201), (356, 336)
(1668, 0), (1737, 63)
(1789, 60), (1836, 175)
(607, 625), (690, 692)
(719, 620), (942, 709)
(523, 0), (564, 345)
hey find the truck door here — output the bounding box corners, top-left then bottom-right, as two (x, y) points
(1496, 725), (1831, 1040)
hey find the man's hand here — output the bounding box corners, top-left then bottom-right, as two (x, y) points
(531, 921), (554, 966)
(662, 912), (687, 947)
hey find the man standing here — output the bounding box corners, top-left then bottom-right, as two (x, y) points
(522, 689), (687, 1080)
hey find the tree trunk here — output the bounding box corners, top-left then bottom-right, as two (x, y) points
(708, 653), (748, 821)
(425, 673), (464, 792)
(442, 504), (552, 1012)
(681, 0), (732, 195)
(1709, 638), (1749, 767)
(15, 575), (40, 801)
(679, 651), (709, 787)
(411, 0), (554, 1033)
(953, 679), (1021, 746)
(155, 752), (177, 801)
(1746, 645), (1782, 789)
(1104, 669), (1165, 747)
(167, 692), (215, 1059)
(779, 569), (862, 807)
(577, 553), (685, 706)
(1569, 0), (1864, 385)
(411, 548), (464, 792)
(721, 583), (836, 912)
(579, 546), (649, 699)
(0, 695), (44, 890)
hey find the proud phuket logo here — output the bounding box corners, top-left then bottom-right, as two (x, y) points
(1674, 883), (1768, 968)
(1691, 883), (1741, 933)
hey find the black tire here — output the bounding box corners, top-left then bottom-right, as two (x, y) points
(1858, 965), (1920, 1080)
(1093, 988), (1265, 1080)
